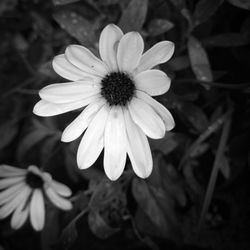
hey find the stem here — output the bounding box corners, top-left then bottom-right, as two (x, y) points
(174, 79), (250, 90)
(198, 115), (231, 231)
(179, 109), (232, 169)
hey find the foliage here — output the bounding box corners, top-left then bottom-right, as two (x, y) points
(0, 0), (250, 249)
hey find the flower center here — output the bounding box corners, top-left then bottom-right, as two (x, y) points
(100, 72), (135, 106)
(25, 172), (44, 189)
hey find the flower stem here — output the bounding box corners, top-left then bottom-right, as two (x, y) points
(198, 114), (232, 231)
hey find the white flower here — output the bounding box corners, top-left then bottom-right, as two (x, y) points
(33, 24), (175, 181)
(0, 165), (72, 231)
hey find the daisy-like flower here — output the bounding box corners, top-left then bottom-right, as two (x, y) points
(33, 24), (175, 181)
(0, 165), (72, 231)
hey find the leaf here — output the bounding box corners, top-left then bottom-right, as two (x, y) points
(177, 101), (209, 133)
(89, 179), (125, 210)
(88, 211), (119, 239)
(147, 18), (174, 36)
(168, 55), (190, 71)
(219, 154), (230, 179)
(202, 33), (250, 47)
(149, 132), (185, 155)
(17, 130), (50, 159)
(38, 61), (58, 78)
(88, 179), (127, 231)
(189, 143), (209, 157)
(118, 0), (148, 32)
(17, 118), (60, 159)
(227, 0), (250, 10)
(0, 0), (17, 15)
(61, 216), (79, 249)
(52, 0), (80, 5)
(188, 36), (213, 82)
(193, 0), (224, 26)
(53, 10), (99, 47)
(149, 156), (187, 207)
(132, 178), (170, 237)
(0, 121), (18, 150)
(41, 206), (60, 250)
(61, 192), (89, 249)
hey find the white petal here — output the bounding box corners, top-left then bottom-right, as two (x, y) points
(0, 185), (30, 219)
(52, 54), (98, 81)
(136, 90), (175, 131)
(136, 41), (175, 73)
(65, 45), (108, 77)
(99, 24), (123, 71)
(30, 189), (45, 231)
(77, 105), (110, 169)
(0, 165), (26, 177)
(33, 95), (98, 117)
(117, 32), (144, 73)
(124, 109), (152, 178)
(39, 81), (101, 104)
(61, 99), (105, 142)
(128, 98), (165, 139)
(104, 106), (127, 181)
(11, 203), (29, 230)
(10, 188), (31, 229)
(45, 187), (72, 210)
(135, 69), (171, 96)
(0, 182), (25, 206)
(28, 165), (43, 177)
(50, 180), (72, 197)
(0, 176), (24, 189)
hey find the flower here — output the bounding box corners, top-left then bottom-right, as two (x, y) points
(0, 165), (72, 231)
(33, 24), (175, 181)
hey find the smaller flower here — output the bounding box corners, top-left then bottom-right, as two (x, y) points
(0, 165), (72, 231)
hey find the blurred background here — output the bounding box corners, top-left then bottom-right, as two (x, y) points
(0, 0), (250, 249)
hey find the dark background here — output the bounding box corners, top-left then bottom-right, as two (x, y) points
(0, 0), (250, 249)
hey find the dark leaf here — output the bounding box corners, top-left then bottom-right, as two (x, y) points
(53, 10), (99, 47)
(227, 0), (250, 10)
(52, 0), (80, 5)
(61, 216), (79, 249)
(0, 121), (18, 150)
(149, 155), (187, 207)
(88, 178), (127, 230)
(41, 136), (60, 164)
(0, 0), (17, 15)
(168, 55), (190, 71)
(17, 130), (51, 159)
(193, 0), (224, 26)
(188, 36), (213, 82)
(17, 118), (60, 159)
(88, 211), (119, 239)
(168, 0), (185, 9)
(202, 33), (250, 47)
(41, 206), (60, 250)
(89, 179), (125, 210)
(219, 154), (230, 179)
(118, 0), (148, 32)
(132, 178), (169, 237)
(61, 192), (89, 249)
(183, 160), (203, 194)
(149, 132), (184, 155)
(38, 61), (58, 78)
(189, 143), (210, 157)
(147, 18), (174, 36)
(177, 101), (209, 133)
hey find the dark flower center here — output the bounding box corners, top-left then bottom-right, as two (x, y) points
(25, 172), (44, 189)
(100, 72), (135, 106)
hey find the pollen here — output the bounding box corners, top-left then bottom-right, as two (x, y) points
(100, 72), (135, 106)
(25, 172), (44, 189)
